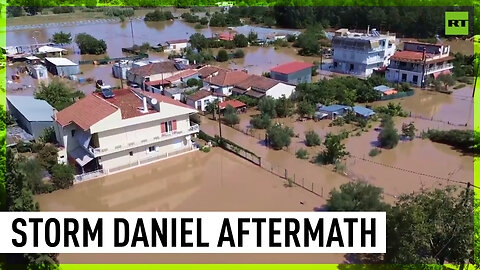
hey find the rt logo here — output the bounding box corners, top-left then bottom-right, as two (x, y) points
(445, 12), (469, 35)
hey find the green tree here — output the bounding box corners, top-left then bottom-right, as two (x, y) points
(296, 148), (309, 159)
(386, 186), (473, 265)
(216, 49), (229, 62)
(437, 74), (456, 92)
(205, 100), (219, 120)
(52, 31), (72, 45)
(296, 100), (315, 118)
(7, 6), (23, 17)
(266, 123), (294, 150)
(189, 33), (209, 51)
(250, 114), (271, 129)
(51, 164), (75, 190)
(378, 118), (400, 149)
(293, 33), (320, 56)
(233, 49), (245, 58)
(144, 9), (173, 21)
(274, 96), (294, 118)
(257, 97), (277, 118)
(401, 122), (416, 140)
(37, 144), (58, 172)
(233, 33), (248, 47)
(75, 33), (107, 55)
(305, 130), (321, 147)
(186, 78), (199, 87)
(34, 79), (85, 111)
(223, 105), (240, 126)
(316, 133), (348, 164)
(247, 31), (258, 44)
(326, 182), (389, 211)
(17, 158), (50, 194)
(39, 127), (57, 144)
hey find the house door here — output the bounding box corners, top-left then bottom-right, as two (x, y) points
(401, 73), (407, 82)
(196, 101), (202, 110)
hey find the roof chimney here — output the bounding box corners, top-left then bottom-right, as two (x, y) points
(141, 97), (149, 113)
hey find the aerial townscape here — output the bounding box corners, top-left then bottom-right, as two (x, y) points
(2, 5), (478, 266)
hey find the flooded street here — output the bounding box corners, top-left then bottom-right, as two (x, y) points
(36, 148), (345, 263)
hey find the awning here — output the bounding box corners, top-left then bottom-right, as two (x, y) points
(70, 147), (94, 167)
(433, 69), (451, 78)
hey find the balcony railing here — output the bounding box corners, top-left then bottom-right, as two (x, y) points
(89, 124), (200, 156)
(388, 63), (453, 73)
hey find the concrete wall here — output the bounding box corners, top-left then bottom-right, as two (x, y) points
(51, 65), (80, 76)
(186, 96), (223, 111)
(99, 135), (192, 172)
(386, 69), (422, 87)
(7, 100), (53, 140)
(271, 68), (312, 84)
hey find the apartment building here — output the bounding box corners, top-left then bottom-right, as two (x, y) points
(54, 88), (198, 174)
(386, 41), (454, 87)
(331, 29), (396, 77)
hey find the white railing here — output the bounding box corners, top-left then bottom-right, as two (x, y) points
(75, 169), (105, 183)
(89, 124), (199, 156)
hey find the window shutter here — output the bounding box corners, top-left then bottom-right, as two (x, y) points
(161, 122), (165, 133)
(172, 120), (177, 130)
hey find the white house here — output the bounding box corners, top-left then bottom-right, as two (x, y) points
(202, 69), (249, 96)
(164, 39), (189, 53)
(53, 88), (199, 175)
(185, 89), (226, 111)
(331, 28), (396, 77)
(386, 41), (454, 87)
(126, 61), (184, 89)
(232, 74), (295, 99)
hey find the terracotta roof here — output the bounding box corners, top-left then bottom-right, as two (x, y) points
(140, 90), (196, 110)
(167, 39), (189, 44)
(234, 74), (280, 91)
(93, 89), (157, 120)
(204, 70), (249, 87)
(186, 89), (225, 101)
(218, 32), (236, 41)
(197, 65), (228, 78)
(270, 61), (314, 74)
(164, 69), (198, 83)
(129, 61), (179, 77)
(145, 79), (170, 86)
(219, 100), (246, 110)
(55, 95), (117, 131)
(390, 51), (454, 63)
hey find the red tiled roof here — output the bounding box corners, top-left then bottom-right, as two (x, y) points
(94, 89), (157, 120)
(164, 69), (198, 83)
(140, 90), (196, 110)
(218, 32), (236, 41)
(186, 89), (225, 101)
(197, 65), (229, 78)
(219, 100), (246, 110)
(204, 70), (249, 87)
(234, 74), (280, 91)
(167, 39), (189, 44)
(129, 61), (179, 77)
(55, 95), (117, 131)
(270, 61), (314, 74)
(145, 79), (170, 86)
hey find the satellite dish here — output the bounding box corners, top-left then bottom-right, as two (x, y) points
(151, 98), (158, 105)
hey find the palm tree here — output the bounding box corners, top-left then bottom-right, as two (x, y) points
(205, 100), (220, 120)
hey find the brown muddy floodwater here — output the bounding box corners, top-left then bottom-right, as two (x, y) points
(36, 148), (345, 263)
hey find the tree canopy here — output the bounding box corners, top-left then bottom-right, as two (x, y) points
(34, 79), (85, 111)
(52, 31), (72, 45)
(326, 182), (389, 211)
(75, 33), (107, 55)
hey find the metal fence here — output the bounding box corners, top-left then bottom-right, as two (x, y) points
(75, 169), (105, 183)
(380, 90), (414, 100)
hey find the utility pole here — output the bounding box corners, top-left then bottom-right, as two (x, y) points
(217, 101), (222, 139)
(130, 18), (135, 46)
(473, 59), (479, 98)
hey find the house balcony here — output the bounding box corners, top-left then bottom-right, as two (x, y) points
(388, 63), (453, 74)
(88, 124), (200, 157)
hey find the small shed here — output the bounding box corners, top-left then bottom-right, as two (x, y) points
(6, 96), (55, 141)
(44, 57), (80, 76)
(29, 65), (48, 80)
(374, 85), (398, 96)
(318, 104), (352, 120)
(352, 106), (375, 118)
(219, 99), (247, 113)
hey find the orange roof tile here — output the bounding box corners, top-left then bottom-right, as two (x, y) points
(204, 70), (249, 87)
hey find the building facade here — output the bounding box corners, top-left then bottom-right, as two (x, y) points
(54, 89), (199, 174)
(331, 29), (396, 77)
(386, 41), (454, 87)
(186, 89), (225, 111)
(44, 57), (80, 76)
(270, 61), (313, 84)
(7, 96), (55, 140)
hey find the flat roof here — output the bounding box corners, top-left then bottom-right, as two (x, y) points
(7, 95), (54, 122)
(45, 57), (78, 66)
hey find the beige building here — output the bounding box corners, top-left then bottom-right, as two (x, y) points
(54, 88), (198, 176)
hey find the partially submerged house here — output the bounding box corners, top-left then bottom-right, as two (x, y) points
(127, 60), (185, 90)
(6, 95), (55, 140)
(53, 88), (199, 174)
(386, 41), (454, 87)
(331, 28), (396, 77)
(163, 39), (189, 53)
(112, 60), (133, 80)
(202, 69), (249, 96)
(218, 99), (247, 113)
(185, 89), (226, 111)
(317, 104), (352, 120)
(270, 61), (314, 84)
(28, 65), (48, 80)
(35, 45), (67, 57)
(44, 57), (80, 76)
(352, 106), (375, 118)
(231, 74), (296, 99)
(373, 85), (398, 96)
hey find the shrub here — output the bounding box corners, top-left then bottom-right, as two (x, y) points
(51, 164), (75, 190)
(275, 96), (294, 118)
(233, 49), (245, 58)
(296, 100), (315, 118)
(374, 102), (409, 117)
(52, 31), (72, 45)
(424, 129), (476, 153)
(250, 114), (271, 129)
(233, 34), (249, 47)
(296, 148), (309, 159)
(401, 122), (416, 140)
(305, 130), (321, 147)
(369, 148), (381, 157)
(334, 161), (346, 173)
(144, 9), (174, 21)
(103, 7), (134, 17)
(330, 117), (345, 127)
(316, 133), (348, 165)
(37, 143), (58, 172)
(266, 124), (294, 150)
(186, 78), (199, 87)
(52, 6), (74, 14)
(200, 146), (211, 153)
(216, 49), (229, 62)
(258, 97), (277, 118)
(223, 105), (240, 126)
(378, 122), (400, 149)
(232, 95), (258, 107)
(39, 127), (57, 144)
(16, 141), (32, 153)
(17, 158), (51, 194)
